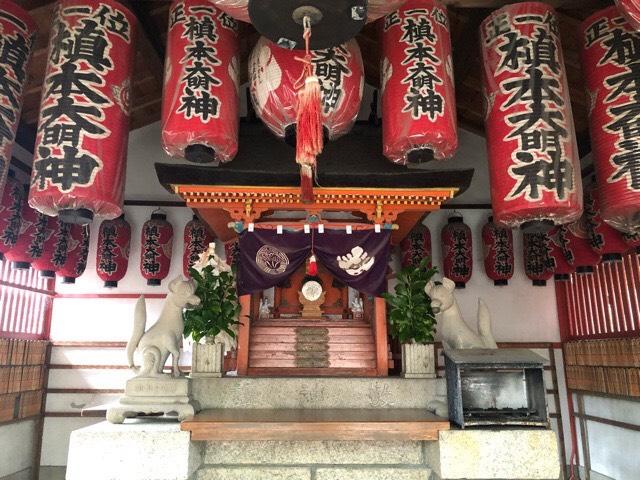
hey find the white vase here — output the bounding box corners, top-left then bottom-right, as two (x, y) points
(401, 342), (436, 379)
(191, 341), (225, 378)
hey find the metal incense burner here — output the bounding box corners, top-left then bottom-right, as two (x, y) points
(444, 349), (548, 429)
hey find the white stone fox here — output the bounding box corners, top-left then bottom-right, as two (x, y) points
(127, 277), (200, 378)
(425, 277), (497, 352)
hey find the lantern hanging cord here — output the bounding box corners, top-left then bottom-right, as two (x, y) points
(294, 16), (314, 90)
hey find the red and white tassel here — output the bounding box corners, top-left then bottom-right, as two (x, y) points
(307, 253), (318, 276)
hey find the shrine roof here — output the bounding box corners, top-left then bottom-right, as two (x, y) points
(155, 122), (474, 193)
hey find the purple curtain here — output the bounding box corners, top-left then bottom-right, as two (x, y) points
(237, 229), (391, 296)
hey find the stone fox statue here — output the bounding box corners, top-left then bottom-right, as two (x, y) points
(425, 277), (497, 352)
(127, 277), (200, 378)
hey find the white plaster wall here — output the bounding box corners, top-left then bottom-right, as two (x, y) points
(0, 419), (35, 478)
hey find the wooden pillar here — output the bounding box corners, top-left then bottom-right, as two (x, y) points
(237, 294), (251, 376)
(373, 297), (389, 376)
(341, 286), (349, 319)
(273, 286), (282, 318)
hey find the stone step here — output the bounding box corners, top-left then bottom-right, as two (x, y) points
(250, 351), (376, 360)
(249, 358), (376, 368)
(195, 466), (434, 480)
(191, 377), (445, 410)
(251, 334), (374, 344)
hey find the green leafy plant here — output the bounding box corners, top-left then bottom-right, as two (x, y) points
(183, 253), (241, 343)
(382, 257), (438, 344)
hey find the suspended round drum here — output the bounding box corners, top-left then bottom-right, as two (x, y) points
(400, 224), (431, 269)
(210, 0), (407, 49)
(441, 214), (472, 288)
(96, 214), (131, 288)
(58, 224), (90, 284)
(381, 0), (457, 165)
(480, 3), (582, 231)
(162, 0), (240, 164)
(584, 185), (627, 263)
(28, 0), (137, 225)
(249, 36), (364, 145)
(140, 212), (173, 286)
(0, 1), (35, 196)
(0, 173), (25, 261)
(580, 7), (640, 234)
(523, 231), (555, 287)
(183, 215), (215, 277)
(481, 216), (514, 286)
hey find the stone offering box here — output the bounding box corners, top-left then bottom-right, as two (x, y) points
(444, 348), (548, 428)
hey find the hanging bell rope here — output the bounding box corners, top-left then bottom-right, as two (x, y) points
(294, 16), (323, 204)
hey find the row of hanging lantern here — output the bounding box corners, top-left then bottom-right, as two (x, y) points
(400, 206), (639, 289)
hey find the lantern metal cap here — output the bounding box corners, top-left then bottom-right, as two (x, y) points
(493, 279), (508, 286)
(59, 208), (94, 225)
(185, 144), (216, 164)
(150, 211), (167, 221)
(520, 219), (553, 234)
(602, 253), (622, 263)
(12, 261), (30, 270)
(39, 270), (55, 278)
(62, 277), (76, 284)
(554, 274), (570, 281)
(0, 252), (4, 262)
(104, 280), (118, 288)
(448, 216), (463, 224)
(407, 148), (434, 165)
(532, 280), (547, 287)
(455, 281), (466, 289)
(147, 279), (161, 286)
(576, 266), (594, 274)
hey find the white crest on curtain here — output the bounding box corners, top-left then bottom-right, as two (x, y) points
(337, 246), (375, 276)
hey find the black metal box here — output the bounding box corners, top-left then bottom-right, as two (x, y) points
(444, 349), (548, 428)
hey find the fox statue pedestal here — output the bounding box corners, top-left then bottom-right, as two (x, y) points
(106, 376), (197, 424)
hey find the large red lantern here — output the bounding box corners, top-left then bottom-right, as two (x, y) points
(249, 36), (364, 145)
(482, 216), (514, 286)
(58, 224), (90, 284)
(584, 185), (627, 262)
(0, 174), (25, 260)
(616, 0), (640, 30)
(581, 7), (640, 234)
(548, 226), (576, 281)
(480, 3), (582, 231)
(441, 214), (472, 288)
(400, 224), (432, 269)
(32, 217), (69, 278)
(523, 232), (555, 286)
(140, 212), (173, 286)
(4, 207), (48, 270)
(28, 0), (136, 225)
(183, 215), (215, 277)
(559, 221), (602, 274)
(0, 1), (35, 195)
(381, 0), (457, 165)
(96, 214), (130, 288)
(162, 1), (240, 164)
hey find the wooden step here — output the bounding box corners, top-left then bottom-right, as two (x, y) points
(250, 351), (376, 360)
(251, 326), (373, 336)
(250, 342), (376, 352)
(251, 334), (374, 344)
(182, 408), (450, 441)
(253, 320), (370, 328)
(249, 358), (377, 368)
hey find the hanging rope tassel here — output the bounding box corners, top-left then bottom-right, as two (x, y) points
(295, 16), (323, 204)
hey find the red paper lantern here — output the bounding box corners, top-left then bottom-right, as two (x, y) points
(381, 0), (457, 165)
(183, 215), (215, 277)
(32, 217), (70, 278)
(140, 212), (173, 286)
(4, 207), (48, 270)
(548, 226), (576, 281)
(0, 1), (35, 195)
(480, 3), (582, 231)
(28, 0), (136, 225)
(441, 215), (472, 288)
(0, 174), (25, 261)
(96, 214), (130, 288)
(482, 216), (514, 286)
(584, 185), (627, 262)
(58, 224), (90, 284)
(623, 231), (640, 254)
(523, 232), (555, 286)
(400, 224), (432, 269)
(559, 221), (602, 274)
(249, 36), (364, 144)
(224, 238), (239, 269)
(581, 7), (640, 234)
(162, 1), (240, 164)
(616, 0), (640, 30)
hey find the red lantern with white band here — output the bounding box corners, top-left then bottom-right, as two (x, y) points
(32, 217), (69, 278)
(441, 214), (472, 288)
(559, 221), (602, 274)
(249, 36), (364, 145)
(482, 216), (514, 286)
(381, 0), (457, 165)
(58, 224), (90, 284)
(480, 2), (582, 231)
(584, 185), (627, 262)
(96, 214), (130, 288)
(183, 215), (215, 277)
(523, 232), (555, 286)
(548, 226), (575, 281)
(0, 174), (25, 261)
(4, 207), (48, 270)
(616, 0), (640, 30)
(140, 212), (173, 286)
(400, 224), (432, 269)
(0, 1), (35, 195)
(28, 0), (136, 225)
(580, 7), (640, 234)
(162, 1), (240, 164)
